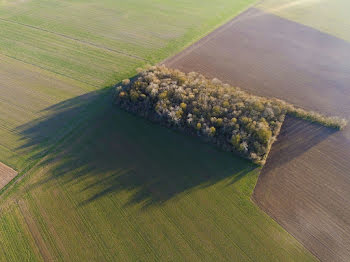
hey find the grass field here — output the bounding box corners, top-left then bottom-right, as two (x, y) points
(0, 54), (95, 170)
(0, 0), (258, 170)
(258, 0), (350, 43)
(0, 0), (259, 87)
(0, 0), (317, 261)
(0, 89), (315, 261)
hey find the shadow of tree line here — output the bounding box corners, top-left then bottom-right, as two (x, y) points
(16, 86), (257, 207)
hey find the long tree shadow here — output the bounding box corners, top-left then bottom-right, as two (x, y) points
(17, 87), (256, 207)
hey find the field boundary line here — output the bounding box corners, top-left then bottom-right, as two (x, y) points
(251, 194), (329, 261)
(18, 199), (53, 261)
(0, 18), (149, 62)
(162, 0), (262, 66)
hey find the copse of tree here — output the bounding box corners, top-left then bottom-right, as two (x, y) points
(114, 66), (347, 165)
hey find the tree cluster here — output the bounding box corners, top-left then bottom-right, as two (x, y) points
(114, 66), (347, 165)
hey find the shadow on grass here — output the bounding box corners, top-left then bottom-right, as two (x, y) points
(16, 87), (257, 207)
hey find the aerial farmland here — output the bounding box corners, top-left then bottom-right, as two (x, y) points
(0, 0), (349, 261)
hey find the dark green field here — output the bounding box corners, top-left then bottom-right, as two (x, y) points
(0, 89), (315, 261)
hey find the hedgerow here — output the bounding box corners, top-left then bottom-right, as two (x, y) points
(114, 66), (347, 165)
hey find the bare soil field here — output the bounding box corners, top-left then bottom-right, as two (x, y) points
(164, 8), (350, 119)
(165, 7), (350, 262)
(253, 117), (350, 262)
(0, 162), (17, 190)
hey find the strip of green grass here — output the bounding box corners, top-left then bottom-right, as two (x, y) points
(0, 206), (42, 261)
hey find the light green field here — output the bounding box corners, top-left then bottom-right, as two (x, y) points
(0, 0), (316, 261)
(258, 0), (350, 43)
(0, 0), (259, 87)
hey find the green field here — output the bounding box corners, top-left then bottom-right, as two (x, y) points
(0, 0), (258, 169)
(258, 0), (350, 43)
(0, 0), (316, 261)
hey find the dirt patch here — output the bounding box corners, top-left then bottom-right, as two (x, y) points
(253, 116), (350, 262)
(0, 162), (17, 190)
(165, 7), (350, 262)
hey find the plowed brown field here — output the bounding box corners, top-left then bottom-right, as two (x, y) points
(165, 7), (350, 262)
(0, 162), (17, 190)
(253, 117), (350, 262)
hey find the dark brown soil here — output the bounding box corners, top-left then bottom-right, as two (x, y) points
(253, 116), (350, 262)
(164, 8), (350, 119)
(0, 162), (17, 190)
(165, 7), (350, 262)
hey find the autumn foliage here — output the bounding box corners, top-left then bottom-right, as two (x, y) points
(114, 66), (347, 165)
